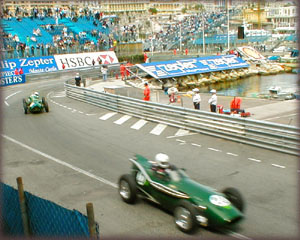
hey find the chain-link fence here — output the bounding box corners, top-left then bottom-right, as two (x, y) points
(1, 182), (100, 238)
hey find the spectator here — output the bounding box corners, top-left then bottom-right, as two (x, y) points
(185, 48), (188, 55)
(101, 65), (108, 81)
(144, 52), (148, 63)
(192, 88), (201, 109)
(120, 63), (126, 80)
(143, 82), (150, 101)
(75, 73), (81, 86)
(208, 89), (217, 113)
(14, 68), (19, 75)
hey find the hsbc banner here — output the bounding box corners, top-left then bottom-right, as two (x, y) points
(54, 51), (119, 70)
(136, 55), (249, 79)
(0, 56), (58, 77)
(1, 74), (26, 87)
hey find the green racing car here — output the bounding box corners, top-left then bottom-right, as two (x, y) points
(118, 154), (245, 234)
(23, 92), (49, 114)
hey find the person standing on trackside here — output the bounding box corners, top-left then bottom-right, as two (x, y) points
(101, 65), (108, 81)
(143, 82), (150, 101)
(192, 88), (201, 110)
(208, 89), (217, 112)
(75, 73), (81, 86)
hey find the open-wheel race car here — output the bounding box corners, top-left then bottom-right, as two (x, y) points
(22, 92), (49, 114)
(118, 154), (245, 234)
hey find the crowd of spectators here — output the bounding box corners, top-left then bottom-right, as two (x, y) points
(1, 5), (118, 59)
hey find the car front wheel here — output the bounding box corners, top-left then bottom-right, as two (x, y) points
(222, 187), (245, 213)
(118, 174), (137, 204)
(174, 200), (197, 233)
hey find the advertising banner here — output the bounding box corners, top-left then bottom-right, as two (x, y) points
(1, 74), (26, 87)
(136, 55), (249, 79)
(54, 51), (119, 70)
(0, 56), (58, 77)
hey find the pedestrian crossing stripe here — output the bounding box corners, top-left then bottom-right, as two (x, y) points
(131, 119), (148, 130)
(150, 124), (167, 135)
(99, 112), (117, 120)
(175, 129), (190, 136)
(114, 115), (132, 125)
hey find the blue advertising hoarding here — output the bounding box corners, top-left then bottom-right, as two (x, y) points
(1, 74), (26, 86)
(136, 55), (249, 79)
(0, 56), (58, 77)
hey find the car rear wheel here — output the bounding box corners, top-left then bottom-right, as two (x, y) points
(118, 174), (137, 204)
(174, 200), (197, 233)
(22, 99), (28, 114)
(222, 187), (245, 212)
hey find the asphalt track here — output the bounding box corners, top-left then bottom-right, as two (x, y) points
(1, 76), (299, 239)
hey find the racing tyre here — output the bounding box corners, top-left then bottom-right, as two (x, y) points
(22, 99), (28, 114)
(174, 200), (197, 234)
(118, 174), (137, 204)
(44, 101), (49, 112)
(222, 187), (245, 213)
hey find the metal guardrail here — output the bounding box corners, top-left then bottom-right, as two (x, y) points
(65, 82), (299, 156)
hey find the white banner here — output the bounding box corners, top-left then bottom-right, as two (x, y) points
(54, 51), (119, 70)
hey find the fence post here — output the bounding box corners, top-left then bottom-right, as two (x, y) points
(86, 203), (96, 238)
(16, 177), (31, 237)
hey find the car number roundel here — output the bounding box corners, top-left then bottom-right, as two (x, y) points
(136, 171), (146, 185)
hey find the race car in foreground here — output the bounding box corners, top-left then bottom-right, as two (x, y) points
(22, 92), (49, 114)
(118, 154), (245, 234)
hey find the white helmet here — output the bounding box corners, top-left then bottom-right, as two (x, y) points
(193, 88), (199, 92)
(155, 153), (170, 168)
(34, 92), (39, 97)
(210, 89), (216, 93)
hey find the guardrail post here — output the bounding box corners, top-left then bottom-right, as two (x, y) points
(86, 202), (96, 238)
(16, 177), (31, 237)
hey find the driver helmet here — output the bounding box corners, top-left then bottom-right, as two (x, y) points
(34, 92), (39, 97)
(155, 153), (170, 169)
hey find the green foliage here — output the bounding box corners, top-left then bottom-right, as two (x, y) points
(181, 8), (187, 14)
(118, 54), (144, 64)
(149, 8), (157, 14)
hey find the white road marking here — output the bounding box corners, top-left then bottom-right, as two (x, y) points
(227, 152), (238, 157)
(208, 147), (221, 152)
(271, 164), (286, 169)
(114, 115), (132, 125)
(176, 139), (186, 143)
(68, 107), (73, 110)
(71, 109), (77, 113)
(86, 113), (96, 116)
(2, 134), (118, 188)
(150, 124), (167, 135)
(4, 90), (22, 106)
(166, 133), (197, 138)
(263, 113), (297, 121)
(99, 112), (117, 120)
(175, 129), (190, 136)
(131, 119), (148, 130)
(179, 143), (186, 145)
(248, 158), (261, 163)
(78, 111), (84, 114)
(228, 231), (252, 240)
(191, 143), (201, 147)
(52, 91), (66, 98)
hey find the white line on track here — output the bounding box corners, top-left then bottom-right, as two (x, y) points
(86, 113), (96, 116)
(248, 158), (261, 163)
(208, 147), (221, 152)
(166, 133), (197, 138)
(263, 113), (297, 121)
(271, 164), (286, 169)
(78, 111), (84, 114)
(175, 129), (190, 136)
(2, 134), (118, 189)
(114, 115), (132, 125)
(4, 90), (22, 106)
(228, 231), (252, 240)
(191, 143), (201, 147)
(176, 139), (186, 143)
(227, 152), (238, 157)
(99, 112), (117, 120)
(131, 119), (148, 130)
(150, 124), (167, 135)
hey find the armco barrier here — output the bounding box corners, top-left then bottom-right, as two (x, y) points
(65, 82), (299, 155)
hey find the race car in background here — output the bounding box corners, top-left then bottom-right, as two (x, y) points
(23, 92), (49, 114)
(118, 154), (245, 234)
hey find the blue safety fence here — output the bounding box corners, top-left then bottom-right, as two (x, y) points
(1, 182), (100, 238)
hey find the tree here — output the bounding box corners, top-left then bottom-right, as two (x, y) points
(148, 8), (157, 14)
(182, 8), (187, 14)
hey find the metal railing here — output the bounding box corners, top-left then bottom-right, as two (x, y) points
(65, 82), (299, 155)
